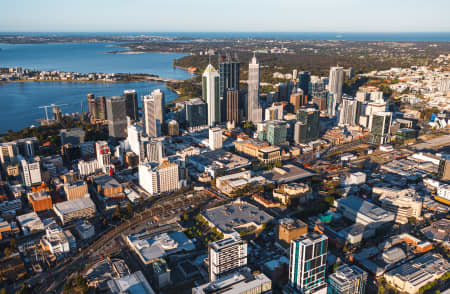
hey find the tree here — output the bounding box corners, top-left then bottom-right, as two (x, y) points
(378, 284), (385, 294)
(183, 213), (189, 222)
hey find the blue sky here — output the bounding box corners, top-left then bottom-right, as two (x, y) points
(1, 0), (449, 32)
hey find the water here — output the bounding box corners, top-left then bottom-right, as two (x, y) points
(0, 42), (194, 80)
(0, 81), (178, 132)
(3, 32), (450, 42)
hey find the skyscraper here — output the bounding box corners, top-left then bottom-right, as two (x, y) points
(369, 112), (392, 144)
(226, 89), (239, 123)
(202, 64), (220, 127)
(290, 89), (305, 112)
(338, 96), (362, 126)
(87, 94), (107, 120)
(267, 121), (287, 146)
(106, 96), (127, 138)
(289, 233), (328, 294)
(327, 93), (337, 117)
(143, 89), (164, 138)
(185, 98), (208, 129)
(296, 106), (320, 143)
(298, 71), (311, 97)
(208, 234), (247, 281)
(123, 89), (139, 121)
(328, 66), (344, 104)
(248, 54), (262, 123)
(219, 53), (240, 100)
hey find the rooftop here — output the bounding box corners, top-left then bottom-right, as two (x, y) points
(53, 197), (96, 215)
(202, 200), (274, 235)
(262, 164), (315, 183)
(107, 271), (155, 294)
(336, 196), (395, 222)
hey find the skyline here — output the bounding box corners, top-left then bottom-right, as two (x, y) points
(1, 0), (450, 33)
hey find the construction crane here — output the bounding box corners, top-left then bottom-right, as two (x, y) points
(38, 103), (68, 122)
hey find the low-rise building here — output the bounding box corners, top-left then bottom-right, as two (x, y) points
(384, 253), (449, 294)
(215, 171), (267, 196)
(107, 271), (156, 294)
(75, 220), (95, 240)
(53, 196), (96, 225)
(377, 189), (423, 224)
(64, 181), (89, 200)
(328, 265), (367, 294)
(192, 269), (272, 294)
(28, 191), (52, 212)
(17, 212), (44, 235)
(278, 218), (308, 245)
(257, 146), (282, 165)
(273, 183), (311, 205)
(40, 222), (76, 257)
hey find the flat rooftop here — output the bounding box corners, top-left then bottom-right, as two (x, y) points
(262, 164), (314, 183)
(53, 197), (96, 214)
(336, 196), (394, 222)
(413, 134), (450, 150)
(107, 271), (155, 294)
(202, 200), (274, 235)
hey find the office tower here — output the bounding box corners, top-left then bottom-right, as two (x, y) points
(312, 96), (327, 112)
(20, 157), (41, 187)
(208, 234), (247, 281)
(327, 93), (337, 117)
(295, 106), (320, 143)
(309, 78), (327, 100)
(438, 154), (450, 181)
(248, 55), (262, 123)
(143, 95), (160, 138)
(328, 66), (344, 104)
(209, 127), (223, 150)
(365, 100), (387, 117)
(106, 96), (127, 138)
(185, 98), (208, 129)
(267, 121), (287, 146)
(219, 53), (240, 99)
(127, 123), (142, 156)
(298, 71), (311, 96)
(289, 233), (328, 294)
(87, 93), (97, 117)
(278, 83), (288, 101)
(290, 89), (305, 112)
(95, 141), (111, 171)
(0, 142), (18, 164)
(96, 96), (107, 120)
(144, 140), (164, 164)
(150, 89), (165, 127)
(328, 265), (367, 294)
(123, 89), (139, 121)
(203, 64), (221, 127)
(226, 89), (239, 123)
(338, 96), (362, 126)
(16, 137), (39, 159)
(265, 103), (284, 121)
(369, 112), (392, 144)
(167, 120), (179, 136)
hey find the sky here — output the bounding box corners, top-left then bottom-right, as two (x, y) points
(1, 0), (450, 33)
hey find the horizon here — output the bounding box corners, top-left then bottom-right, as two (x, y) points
(2, 0), (450, 33)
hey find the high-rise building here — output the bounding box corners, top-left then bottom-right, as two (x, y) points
(328, 265), (367, 294)
(290, 89), (306, 112)
(20, 157), (41, 187)
(87, 93), (97, 117)
(88, 94), (108, 120)
(267, 121), (287, 146)
(138, 162), (179, 196)
(298, 71), (311, 96)
(438, 154), (450, 181)
(95, 141), (112, 173)
(144, 140), (164, 164)
(248, 55), (262, 123)
(338, 96), (362, 126)
(143, 89), (165, 138)
(288, 232), (328, 294)
(219, 53), (240, 100)
(123, 89), (139, 121)
(208, 234), (247, 281)
(0, 142), (18, 164)
(226, 89), (239, 123)
(203, 64), (221, 127)
(327, 93), (337, 117)
(185, 98), (208, 129)
(295, 106), (320, 144)
(106, 96), (127, 138)
(328, 66), (344, 104)
(209, 127), (223, 150)
(369, 112), (392, 144)
(127, 123), (142, 156)
(265, 103), (284, 121)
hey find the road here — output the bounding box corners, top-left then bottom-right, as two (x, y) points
(27, 190), (215, 293)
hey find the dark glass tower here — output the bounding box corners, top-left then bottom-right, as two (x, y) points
(219, 53), (240, 122)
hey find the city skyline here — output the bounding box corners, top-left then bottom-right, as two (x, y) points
(1, 0), (450, 32)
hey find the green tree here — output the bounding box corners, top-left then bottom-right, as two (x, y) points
(378, 284), (385, 294)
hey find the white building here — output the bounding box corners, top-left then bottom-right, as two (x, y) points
(20, 157), (41, 187)
(248, 55), (262, 123)
(208, 233), (247, 281)
(343, 172), (366, 186)
(108, 271), (156, 294)
(75, 220), (95, 240)
(328, 66), (344, 104)
(53, 197), (96, 225)
(127, 123), (142, 156)
(209, 127), (223, 151)
(41, 222), (76, 257)
(78, 159), (101, 176)
(17, 212), (44, 235)
(143, 89), (164, 138)
(95, 141), (112, 173)
(138, 162), (179, 196)
(203, 64), (220, 127)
